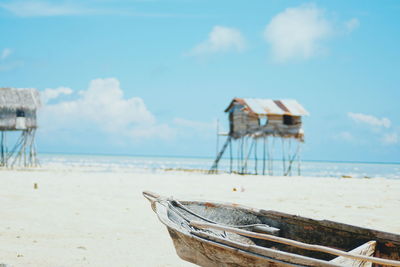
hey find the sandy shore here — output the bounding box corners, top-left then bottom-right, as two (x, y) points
(0, 168), (399, 266)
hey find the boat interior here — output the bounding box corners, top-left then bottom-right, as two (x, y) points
(166, 199), (400, 264)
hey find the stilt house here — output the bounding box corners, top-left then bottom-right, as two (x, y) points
(0, 87), (41, 167)
(225, 98), (309, 141)
(0, 88), (40, 130)
(210, 98), (309, 175)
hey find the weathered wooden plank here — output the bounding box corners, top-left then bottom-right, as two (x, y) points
(330, 241), (376, 267)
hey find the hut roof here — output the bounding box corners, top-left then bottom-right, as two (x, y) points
(0, 87), (41, 111)
(225, 98), (309, 116)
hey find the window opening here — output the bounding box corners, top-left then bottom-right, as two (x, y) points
(16, 109), (25, 118)
(283, 115), (294, 125)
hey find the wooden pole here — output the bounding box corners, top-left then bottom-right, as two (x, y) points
(288, 138), (292, 176)
(237, 138), (240, 173)
(262, 136), (266, 175)
(270, 137), (275, 176)
(4, 131), (7, 166)
(254, 138), (258, 175)
(10, 131), (25, 167)
(0, 131), (4, 166)
(229, 137), (232, 173)
(28, 129), (37, 167)
(242, 138), (255, 174)
(23, 131), (27, 167)
(285, 140), (301, 176)
(240, 137), (244, 174)
(298, 142), (302, 176)
(216, 119), (219, 158)
(281, 138), (286, 176)
(244, 136), (247, 173)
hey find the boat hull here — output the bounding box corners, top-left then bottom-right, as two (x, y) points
(143, 191), (400, 267)
(167, 227), (300, 267)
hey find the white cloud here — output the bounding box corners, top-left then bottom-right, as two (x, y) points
(0, 1), (98, 17)
(40, 78), (173, 140)
(345, 112), (399, 146)
(345, 18), (360, 33)
(264, 4), (332, 62)
(382, 133), (398, 145)
(348, 112), (391, 128)
(0, 0), (186, 18)
(41, 86), (73, 104)
(189, 26), (246, 56)
(1, 48), (12, 60)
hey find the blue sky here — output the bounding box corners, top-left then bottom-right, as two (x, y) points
(1, 0), (399, 162)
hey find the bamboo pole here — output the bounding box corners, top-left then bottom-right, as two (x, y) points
(285, 141), (301, 176)
(243, 136), (247, 173)
(262, 136), (266, 175)
(237, 139), (240, 173)
(288, 138), (292, 176)
(191, 221), (400, 267)
(298, 142), (302, 176)
(281, 138), (286, 176)
(254, 138), (258, 175)
(28, 129), (37, 167)
(0, 131), (4, 166)
(270, 137), (275, 176)
(23, 131), (27, 167)
(216, 119), (219, 158)
(242, 138), (255, 174)
(229, 137), (232, 174)
(10, 132), (25, 167)
(4, 131), (7, 166)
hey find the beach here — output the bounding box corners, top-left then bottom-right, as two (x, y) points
(1, 167), (400, 267)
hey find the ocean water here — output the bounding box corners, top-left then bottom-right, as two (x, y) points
(38, 153), (400, 179)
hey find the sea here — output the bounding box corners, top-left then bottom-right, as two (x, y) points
(38, 153), (400, 180)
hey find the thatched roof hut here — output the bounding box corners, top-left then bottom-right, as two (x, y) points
(0, 88), (41, 130)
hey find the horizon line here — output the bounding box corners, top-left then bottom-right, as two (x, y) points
(37, 151), (400, 166)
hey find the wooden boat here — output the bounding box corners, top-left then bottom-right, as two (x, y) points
(143, 191), (400, 267)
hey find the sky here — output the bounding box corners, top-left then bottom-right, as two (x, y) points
(1, 0), (399, 162)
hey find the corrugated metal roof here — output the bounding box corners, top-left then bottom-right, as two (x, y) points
(239, 98), (309, 116)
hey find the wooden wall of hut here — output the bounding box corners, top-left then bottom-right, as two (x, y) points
(229, 108), (304, 141)
(262, 115), (304, 141)
(0, 108), (37, 130)
(229, 105), (259, 139)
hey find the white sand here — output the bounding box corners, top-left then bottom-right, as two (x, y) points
(0, 168), (399, 266)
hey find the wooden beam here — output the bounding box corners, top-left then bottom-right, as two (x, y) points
(330, 241), (376, 267)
